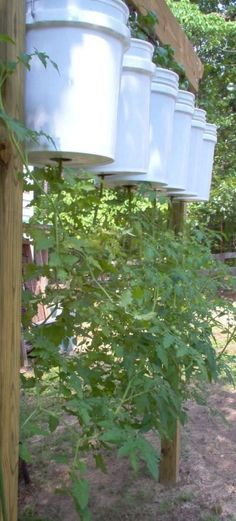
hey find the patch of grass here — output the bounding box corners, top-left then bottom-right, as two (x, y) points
(158, 491), (194, 513)
(19, 516), (52, 521)
(176, 490), (194, 503)
(125, 487), (154, 505)
(18, 504), (52, 521)
(201, 515), (221, 521)
(159, 499), (174, 513)
(221, 354), (236, 380)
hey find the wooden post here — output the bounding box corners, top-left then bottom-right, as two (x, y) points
(159, 200), (185, 484)
(0, 1), (24, 519)
(159, 425), (180, 484)
(168, 199), (186, 235)
(128, 0), (203, 92)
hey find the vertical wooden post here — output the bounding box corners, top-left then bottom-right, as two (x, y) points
(168, 200), (186, 236)
(159, 199), (185, 485)
(159, 425), (180, 484)
(0, 1), (24, 519)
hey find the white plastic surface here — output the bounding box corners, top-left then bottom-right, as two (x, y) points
(92, 39), (154, 177)
(23, 191), (34, 223)
(166, 90), (195, 191)
(175, 123), (217, 202)
(105, 67), (179, 187)
(25, 0), (130, 166)
(168, 107), (206, 198)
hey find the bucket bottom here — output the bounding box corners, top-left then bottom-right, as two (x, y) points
(27, 150), (114, 168)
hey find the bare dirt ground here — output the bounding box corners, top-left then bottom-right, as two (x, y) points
(18, 382), (236, 521)
(18, 297), (236, 521)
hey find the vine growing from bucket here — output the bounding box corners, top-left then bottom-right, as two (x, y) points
(1, 31), (235, 521)
(128, 8), (189, 88)
(22, 168), (235, 520)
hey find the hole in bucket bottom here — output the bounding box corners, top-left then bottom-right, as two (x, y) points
(50, 157), (72, 163)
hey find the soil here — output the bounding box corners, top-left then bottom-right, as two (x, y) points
(18, 300), (236, 521)
(18, 382), (236, 521)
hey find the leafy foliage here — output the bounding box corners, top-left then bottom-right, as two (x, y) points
(1, 18), (235, 520)
(21, 169), (235, 518)
(128, 9), (187, 85)
(0, 38), (57, 159)
(167, 0), (236, 251)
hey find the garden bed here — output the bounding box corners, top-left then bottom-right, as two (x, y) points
(19, 335), (236, 521)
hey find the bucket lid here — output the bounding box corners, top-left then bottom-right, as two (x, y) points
(175, 89), (195, 114)
(191, 108), (206, 129)
(151, 67), (179, 97)
(26, 0), (129, 22)
(204, 123), (217, 143)
(103, 172), (167, 187)
(168, 190), (198, 197)
(123, 38), (155, 74)
(174, 196), (206, 202)
(26, 0), (130, 45)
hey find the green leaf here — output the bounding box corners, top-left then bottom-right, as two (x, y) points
(156, 346), (168, 368)
(48, 414), (59, 433)
(71, 478), (89, 511)
(119, 290), (132, 308)
(35, 235), (55, 250)
(49, 252), (62, 268)
(19, 443), (32, 463)
(134, 311), (156, 321)
(52, 454), (68, 464)
(94, 454), (107, 473)
(163, 334), (174, 349)
(0, 34), (15, 44)
(138, 439), (159, 480)
(129, 451), (139, 473)
(99, 428), (126, 444)
(17, 52), (32, 70)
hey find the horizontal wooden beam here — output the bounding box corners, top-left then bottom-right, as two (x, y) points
(127, 0), (204, 92)
(213, 252), (236, 261)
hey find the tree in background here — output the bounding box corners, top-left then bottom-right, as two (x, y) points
(168, 0), (236, 252)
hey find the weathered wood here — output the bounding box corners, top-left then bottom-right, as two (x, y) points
(159, 423), (180, 484)
(213, 252), (236, 261)
(159, 200), (185, 484)
(0, 1), (24, 519)
(127, 0), (204, 92)
(168, 199), (186, 235)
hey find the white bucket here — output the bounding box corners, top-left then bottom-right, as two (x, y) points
(106, 66), (179, 187)
(175, 123), (217, 202)
(92, 38), (155, 177)
(168, 107), (206, 198)
(22, 191), (34, 223)
(166, 90), (195, 192)
(25, 0), (130, 166)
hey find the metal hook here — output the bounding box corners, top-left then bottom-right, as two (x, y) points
(133, 10), (138, 24)
(31, 0), (36, 18)
(127, 9), (138, 29)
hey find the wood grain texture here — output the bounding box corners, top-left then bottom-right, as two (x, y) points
(159, 423), (180, 484)
(127, 0), (204, 92)
(159, 201), (185, 484)
(0, 1), (24, 519)
(169, 200), (186, 235)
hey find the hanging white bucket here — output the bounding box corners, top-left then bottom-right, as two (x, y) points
(106, 66), (179, 187)
(25, 0), (130, 166)
(92, 38), (155, 178)
(23, 190), (34, 223)
(168, 107), (206, 198)
(166, 90), (195, 191)
(175, 123), (217, 202)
